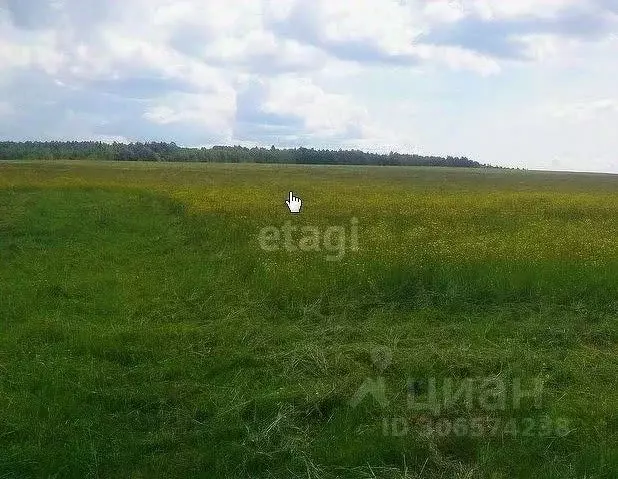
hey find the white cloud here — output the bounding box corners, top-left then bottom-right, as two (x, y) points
(265, 0), (505, 74)
(414, 43), (501, 74)
(423, 0), (468, 23)
(469, 0), (581, 20)
(261, 75), (370, 136)
(313, 0), (424, 54)
(516, 33), (582, 63)
(143, 91), (237, 136)
(0, 18), (65, 74)
(0, 0), (617, 172)
(548, 98), (618, 121)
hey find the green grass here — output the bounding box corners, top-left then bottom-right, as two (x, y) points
(0, 160), (617, 478)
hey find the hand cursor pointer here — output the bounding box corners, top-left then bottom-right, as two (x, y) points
(286, 191), (302, 214)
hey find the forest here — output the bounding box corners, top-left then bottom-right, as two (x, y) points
(0, 141), (489, 168)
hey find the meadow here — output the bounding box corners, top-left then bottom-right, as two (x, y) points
(0, 160), (617, 478)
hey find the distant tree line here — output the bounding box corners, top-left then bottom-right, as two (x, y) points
(0, 141), (491, 168)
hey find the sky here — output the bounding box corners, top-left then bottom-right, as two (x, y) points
(1, 0), (617, 173)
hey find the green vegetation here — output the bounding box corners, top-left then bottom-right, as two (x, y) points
(0, 160), (616, 478)
(0, 142), (485, 167)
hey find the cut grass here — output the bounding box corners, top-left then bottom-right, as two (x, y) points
(0, 161), (617, 477)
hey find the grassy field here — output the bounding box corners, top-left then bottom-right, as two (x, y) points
(0, 160), (617, 478)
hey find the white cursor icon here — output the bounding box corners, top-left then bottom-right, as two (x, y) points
(286, 191), (302, 214)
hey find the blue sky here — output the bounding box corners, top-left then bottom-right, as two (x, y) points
(1, 0), (617, 172)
